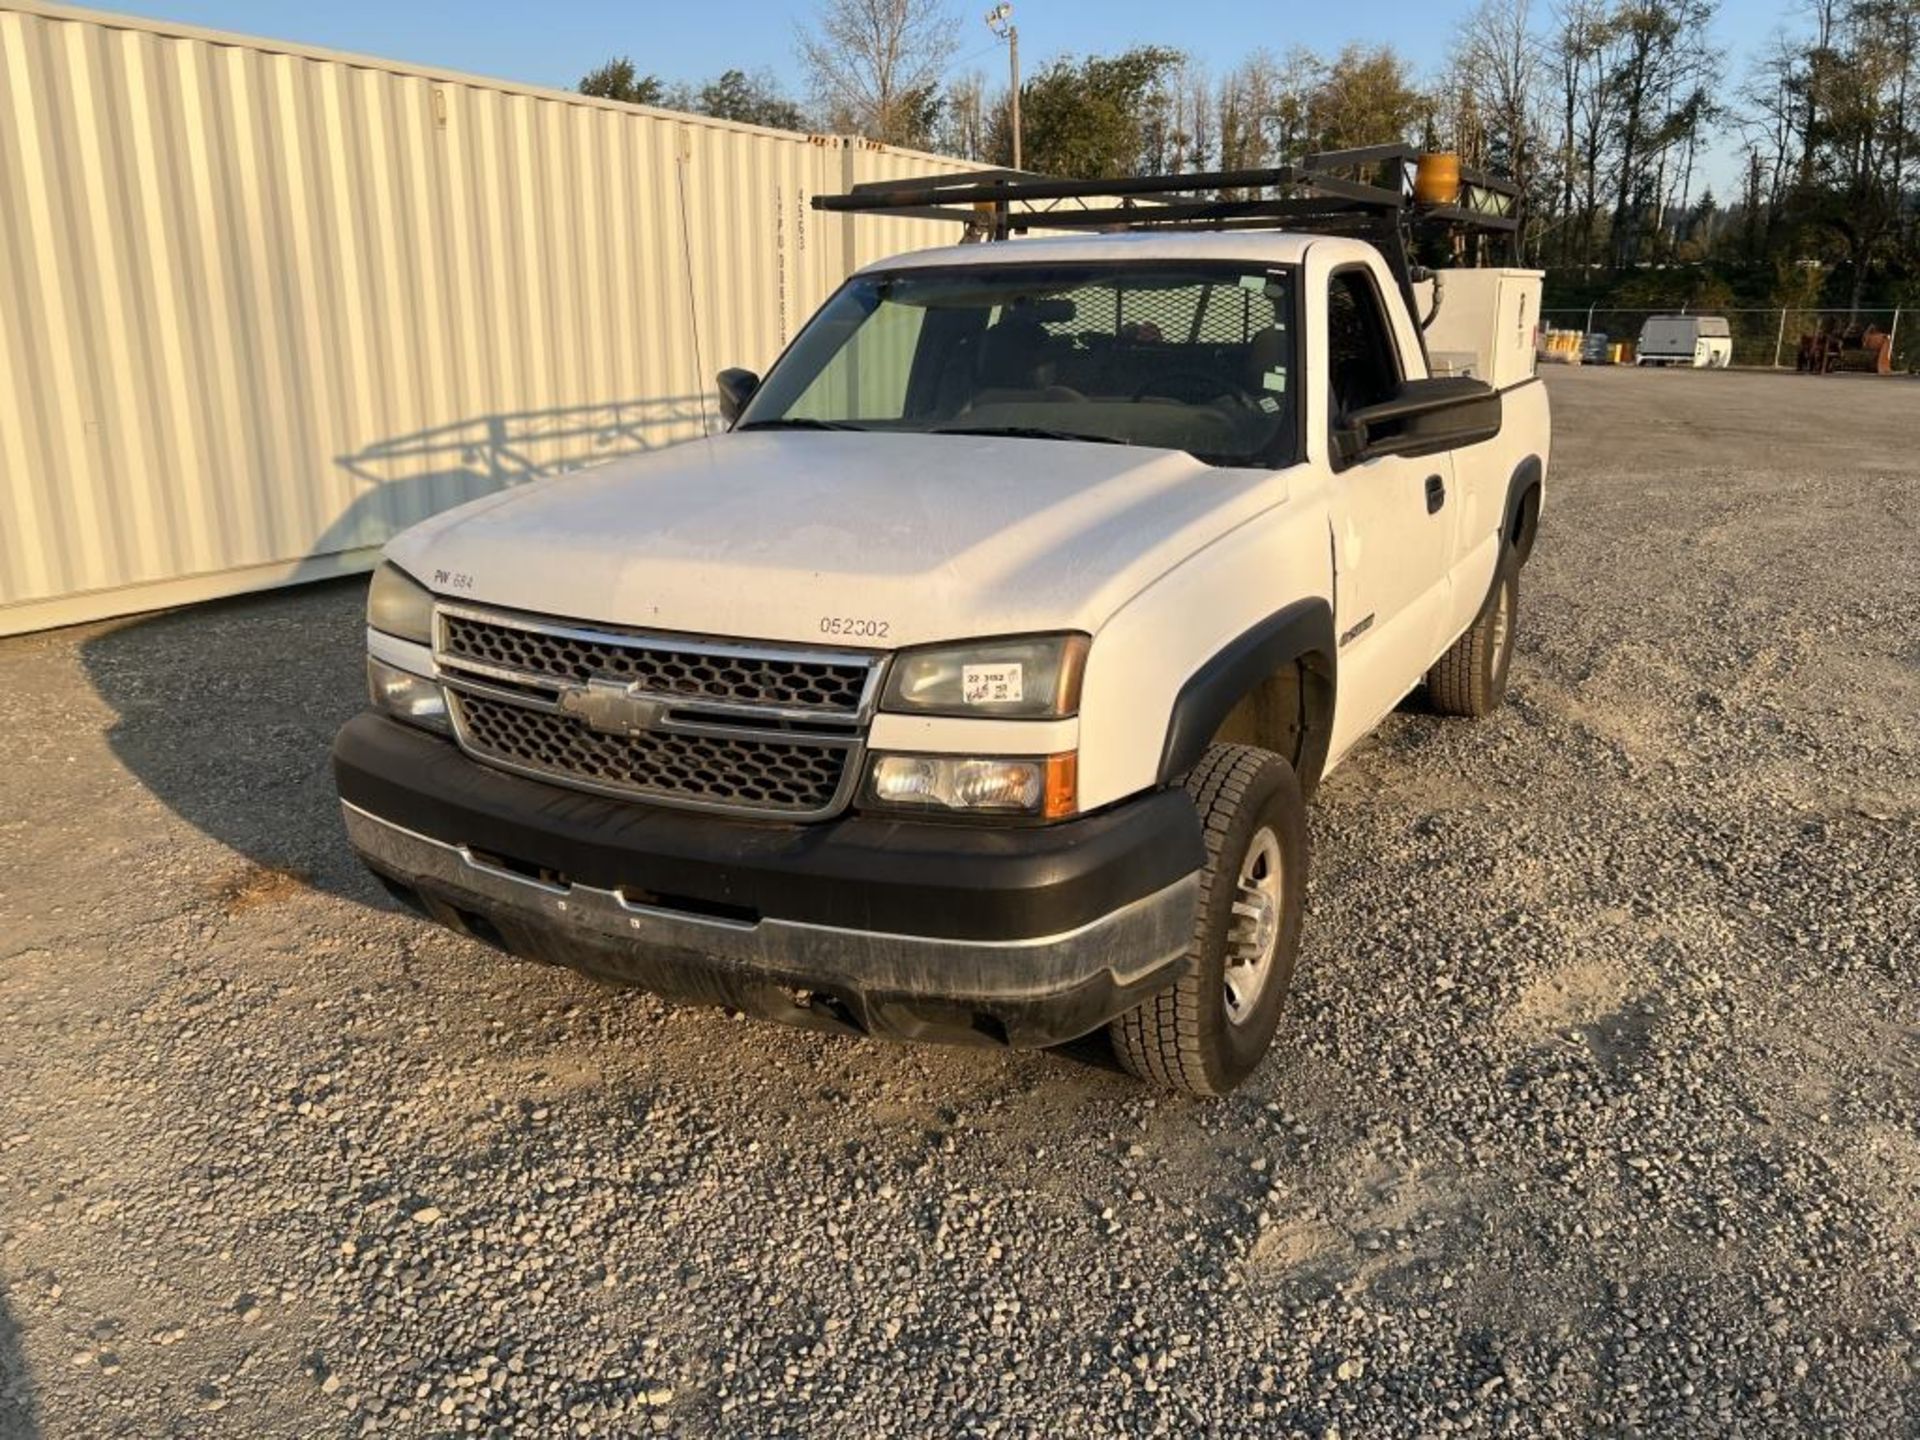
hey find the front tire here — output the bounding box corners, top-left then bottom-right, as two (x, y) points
(1109, 745), (1307, 1097)
(1427, 549), (1518, 717)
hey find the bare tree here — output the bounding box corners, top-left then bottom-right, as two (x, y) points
(1453, 0), (1547, 252)
(1549, 0), (1618, 267)
(1604, 0), (1717, 268)
(1740, 31), (1810, 227)
(934, 69), (992, 161)
(1215, 48), (1321, 179)
(1141, 59), (1215, 171)
(1217, 60), (1269, 174)
(797, 0), (958, 148)
(1159, 60), (1216, 171)
(1796, 0), (1845, 187)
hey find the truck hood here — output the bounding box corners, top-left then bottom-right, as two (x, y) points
(387, 431), (1290, 648)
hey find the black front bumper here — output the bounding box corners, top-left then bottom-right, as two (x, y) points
(333, 713), (1204, 1048)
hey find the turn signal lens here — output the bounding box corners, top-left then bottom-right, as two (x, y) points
(1042, 751), (1077, 820)
(866, 751), (1077, 819)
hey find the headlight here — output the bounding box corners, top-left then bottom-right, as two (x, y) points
(865, 752), (1077, 820)
(367, 657), (451, 734)
(881, 634), (1089, 719)
(367, 561), (434, 644)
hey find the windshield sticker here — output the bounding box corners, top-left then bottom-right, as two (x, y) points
(963, 663), (1024, 705)
(1263, 369), (1287, 393)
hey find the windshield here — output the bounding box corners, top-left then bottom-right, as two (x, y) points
(738, 262), (1298, 467)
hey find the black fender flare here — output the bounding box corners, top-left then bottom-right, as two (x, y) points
(1503, 455), (1544, 566)
(1156, 598), (1337, 795)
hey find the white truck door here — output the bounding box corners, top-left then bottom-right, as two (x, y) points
(1318, 265), (1455, 757)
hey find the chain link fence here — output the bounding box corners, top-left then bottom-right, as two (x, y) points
(1541, 307), (1915, 373)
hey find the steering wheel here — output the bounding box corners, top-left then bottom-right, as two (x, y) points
(1132, 368), (1244, 405)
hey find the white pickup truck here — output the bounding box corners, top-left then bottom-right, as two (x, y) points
(334, 158), (1549, 1095)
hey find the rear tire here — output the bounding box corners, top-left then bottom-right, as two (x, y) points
(1108, 745), (1307, 1097)
(1427, 548), (1518, 717)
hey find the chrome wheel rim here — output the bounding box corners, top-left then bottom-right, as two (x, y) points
(1224, 827), (1283, 1026)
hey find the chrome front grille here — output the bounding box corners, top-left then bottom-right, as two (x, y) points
(432, 604), (881, 820)
(452, 692), (851, 813)
(441, 612), (869, 713)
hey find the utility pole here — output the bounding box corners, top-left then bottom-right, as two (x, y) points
(986, 3), (1021, 170)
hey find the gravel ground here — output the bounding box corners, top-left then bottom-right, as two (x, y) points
(2, 366), (1917, 1439)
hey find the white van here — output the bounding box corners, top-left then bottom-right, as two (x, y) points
(1636, 315), (1733, 368)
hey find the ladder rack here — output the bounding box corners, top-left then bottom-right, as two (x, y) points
(812, 143), (1523, 315)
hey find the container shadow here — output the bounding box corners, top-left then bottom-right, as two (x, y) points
(0, 1289), (35, 1440)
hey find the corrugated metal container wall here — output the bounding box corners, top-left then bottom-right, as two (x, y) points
(842, 138), (985, 269)
(0, 2), (975, 635)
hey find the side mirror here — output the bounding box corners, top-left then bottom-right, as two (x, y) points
(716, 368), (760, 427)
(1338, 376), (1502, 465)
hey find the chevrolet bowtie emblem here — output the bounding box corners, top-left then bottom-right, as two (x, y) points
(556, 676), (668, 737)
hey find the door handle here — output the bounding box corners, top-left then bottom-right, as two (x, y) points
(1425, 474), (1446, 514)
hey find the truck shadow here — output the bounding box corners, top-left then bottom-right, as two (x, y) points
(326, 395), (707, 550)
(76, 581), (1137, 1078)
(80, 576), (376, 903)
(0, 1289), (35, 1439)
(76, 396), (703, 906)
(71, 391), (1140, 1080)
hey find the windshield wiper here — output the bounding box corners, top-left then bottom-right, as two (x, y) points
(735, 418), (869, 432)
(931, 424), (1129, 446)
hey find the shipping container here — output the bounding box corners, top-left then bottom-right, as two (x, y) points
(0, 1), (976, 635)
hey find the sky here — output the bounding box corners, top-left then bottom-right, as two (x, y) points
(98, 0), (1792, 190)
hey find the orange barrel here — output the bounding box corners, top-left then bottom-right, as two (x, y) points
(1414, 153), (1461, 207)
